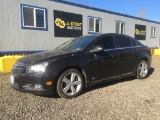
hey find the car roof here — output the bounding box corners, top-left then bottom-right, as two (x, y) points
(83, 33), (134, 39)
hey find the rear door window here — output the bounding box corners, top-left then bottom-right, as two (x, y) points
(131, 38), (137, 47)
(116, 35), (132, 48)
(137, 40), (143, 46)
(130, 38), (143, 47)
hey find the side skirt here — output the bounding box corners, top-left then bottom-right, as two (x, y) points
(85, 72), (136, 88)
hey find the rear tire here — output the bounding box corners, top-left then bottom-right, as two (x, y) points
(136, 60), (149, 79)
(57, 69), (84, 99)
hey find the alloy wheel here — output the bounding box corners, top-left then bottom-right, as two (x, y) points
(57, 69), (84, 98)
(61, 72), (82, 96)
(137, 60), (149, 78)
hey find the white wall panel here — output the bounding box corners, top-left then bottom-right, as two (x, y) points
(0, 0), (159, 51)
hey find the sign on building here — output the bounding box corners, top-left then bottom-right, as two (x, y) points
(135, 24), (146, 40)
(54, 10), (83, 37)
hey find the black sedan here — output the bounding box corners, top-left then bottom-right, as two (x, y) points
(10, 33), (151, 99)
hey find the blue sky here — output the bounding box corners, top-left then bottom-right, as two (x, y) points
(69, 0), (160, 22)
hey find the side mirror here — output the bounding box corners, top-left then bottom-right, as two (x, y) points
(90, 45), (104, 53)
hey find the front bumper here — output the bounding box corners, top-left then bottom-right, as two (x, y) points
(10, 73), (55, 96)
(11, 83), (53, 95)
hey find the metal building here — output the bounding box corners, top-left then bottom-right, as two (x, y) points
(0, 0), (159, 52)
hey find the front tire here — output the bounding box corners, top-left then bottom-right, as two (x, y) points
(136, 60), (149, 79)
(57, 69), (84, 99)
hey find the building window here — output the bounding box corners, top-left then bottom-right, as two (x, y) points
(88, 17), (101, 33)
(115, 21), (125, 34)
(20, 4), (48, 30)
(151, 27), (156, 37)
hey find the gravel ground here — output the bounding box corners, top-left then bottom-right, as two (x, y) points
(0, 56), (160, 120)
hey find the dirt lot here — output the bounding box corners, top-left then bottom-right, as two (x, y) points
(0, 56), (160, 120)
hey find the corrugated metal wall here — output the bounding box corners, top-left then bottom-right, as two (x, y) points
(0, 0), (159, 51)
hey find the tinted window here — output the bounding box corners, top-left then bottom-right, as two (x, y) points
(116, 36), (132, 48)
(56, 36), (98, 51)
(94, 36), (115, 49)
(131, 39), (137, 46)
(137, 40), (143, 46)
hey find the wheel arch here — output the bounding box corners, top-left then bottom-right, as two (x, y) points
(55, 66), (88, 88)
(135, 55), (151, 72)
(136, 58), (150, 79)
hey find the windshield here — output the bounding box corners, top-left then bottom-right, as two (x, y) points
(56, 36), (98, 51)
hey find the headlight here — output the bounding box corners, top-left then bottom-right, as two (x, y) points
(25, 62), (48, 73)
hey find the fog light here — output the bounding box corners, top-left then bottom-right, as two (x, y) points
(35, 84), (43, 90)
(23, 84), (32, 90)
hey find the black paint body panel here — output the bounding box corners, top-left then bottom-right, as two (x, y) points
(10, 33), (151, 95)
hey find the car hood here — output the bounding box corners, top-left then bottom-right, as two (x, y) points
(16, 50), (73, 65)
